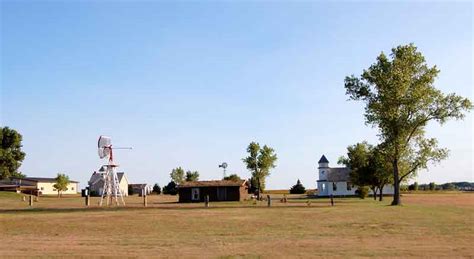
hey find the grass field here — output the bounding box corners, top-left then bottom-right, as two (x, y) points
(0, 192), (473, 257)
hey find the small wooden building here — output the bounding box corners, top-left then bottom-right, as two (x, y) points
(178, 180), (248, 203)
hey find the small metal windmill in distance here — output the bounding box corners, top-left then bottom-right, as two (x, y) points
(218, 162), (228, 179)
(97, 136), (131, 206)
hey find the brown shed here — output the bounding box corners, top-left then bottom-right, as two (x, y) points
(178, 180), (248, 203)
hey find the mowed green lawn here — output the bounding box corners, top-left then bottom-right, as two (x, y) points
(0, 192), (472, 257)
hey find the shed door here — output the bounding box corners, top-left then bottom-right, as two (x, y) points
(217, 187), (227, 201)
(191, 188), (200, 201)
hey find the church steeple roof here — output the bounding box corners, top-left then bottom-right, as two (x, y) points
(318, 155), (329, 164)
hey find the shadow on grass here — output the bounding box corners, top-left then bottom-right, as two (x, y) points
(0, 203), (337, 214)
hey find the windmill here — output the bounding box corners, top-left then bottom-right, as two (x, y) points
(96, 136), (131, 206)
(218, 162), (228, 179)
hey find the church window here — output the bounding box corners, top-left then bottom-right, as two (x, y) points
(332, 182), (337, 191)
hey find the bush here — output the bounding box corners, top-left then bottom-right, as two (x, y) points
(223, 174), (242, 181)
(153, 183), (161, 194)
(408, 182), (419, 191)
(429, 182), (436, 191)
(162, 181), (178, 195)
(289, 179), (306, 194)
(355, 186), (369, 199)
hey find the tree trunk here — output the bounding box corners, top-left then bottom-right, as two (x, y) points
(379, 185), (384, 201)
(372, 187), (377, 200)
(391, 158), (401, 205)
(257, 176), (261, 200)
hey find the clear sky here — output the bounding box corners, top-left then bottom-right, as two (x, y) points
(1, 1), (472, 189)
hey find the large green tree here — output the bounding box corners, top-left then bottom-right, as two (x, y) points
(53, 173), (70, 198)
(338, 142), (378, 199)
(344, 44), (472, 205)
(0, 127), (26, 180)
(242, 142), (277, 199)
(170, 167), (185, 184)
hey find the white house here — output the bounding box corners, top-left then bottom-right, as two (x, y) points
(316, 155), (394, 197)
(88, 168), (129, 196)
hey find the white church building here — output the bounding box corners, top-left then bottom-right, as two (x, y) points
(317, 155), (394, 197)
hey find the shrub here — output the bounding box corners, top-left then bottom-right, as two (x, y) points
(223, 174), (241, 181)
(153, 183), (161, 194)
(355, 186), (369, 199)
(408, 182), (419, 191)
(162, 181), (178, 195)
(289, 179), (306, 194)
(429, 182), (436, 191)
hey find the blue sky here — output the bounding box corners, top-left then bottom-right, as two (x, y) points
(1, 1), (472, 189)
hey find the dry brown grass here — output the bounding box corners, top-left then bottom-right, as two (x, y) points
(0, 192), (473, 257)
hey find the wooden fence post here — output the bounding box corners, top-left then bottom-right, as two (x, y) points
(29, 195), (33, 207)
(143, 189), (148, 207)
(205, 195), (209, 208)
(267, 195), (271, 207)
(330, 194), (334, 206)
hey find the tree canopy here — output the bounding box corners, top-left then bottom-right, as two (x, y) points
(0, 127), (26, 180)
(152, 183), (161, 194)
(162, 181), (178, 195)
(170, 167), (185, 184)
(339, 142), (393, 201)
(223, 174), (242, 181)
(185, 171), (199, 182)
(344, 44), (472, 205)
(242, 142), (277, 198)
(289, 179), (306, 194)
(53, 173), (70, 198)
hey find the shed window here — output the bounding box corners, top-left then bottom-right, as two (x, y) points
(332, 183), (337, 191)
(191, 188), (200, 201)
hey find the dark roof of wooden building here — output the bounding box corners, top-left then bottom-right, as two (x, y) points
(178, 180), (247, 188)
(12, 177), (79, 183)
(327, 167), (351, 182)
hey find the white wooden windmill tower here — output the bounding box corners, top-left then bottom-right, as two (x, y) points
(96, 136), (131, 206)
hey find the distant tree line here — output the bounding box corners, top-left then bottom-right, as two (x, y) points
(402, 181), (473, 191)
